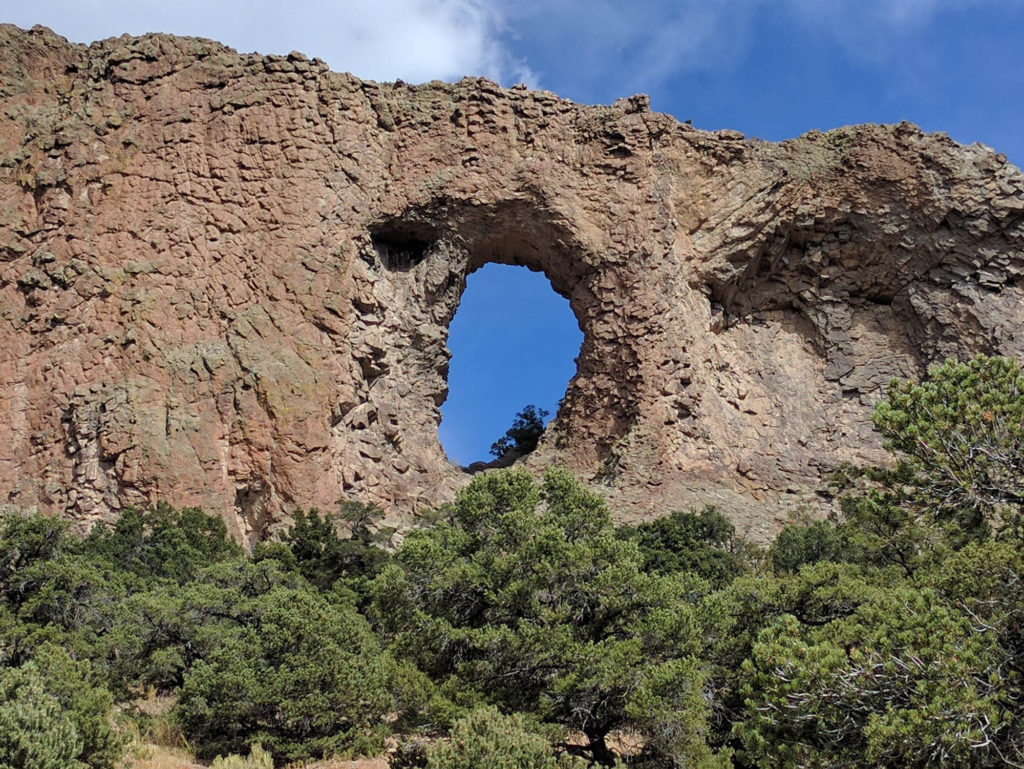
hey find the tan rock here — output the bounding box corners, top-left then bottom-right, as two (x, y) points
(1, 25), (1023, 543)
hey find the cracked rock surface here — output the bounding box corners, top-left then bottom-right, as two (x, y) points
(2, 25), (1023, 542)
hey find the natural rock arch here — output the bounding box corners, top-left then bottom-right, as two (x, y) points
(1, 26), (1023, 542)
(344, 199), (645, 508)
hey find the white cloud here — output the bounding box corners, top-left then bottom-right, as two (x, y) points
(3, 0), (1015, 100)
(0, 0), (535, 85)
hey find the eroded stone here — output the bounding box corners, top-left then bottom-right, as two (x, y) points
(1, 25), (1023, 543)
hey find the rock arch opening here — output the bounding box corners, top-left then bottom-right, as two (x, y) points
(342, 199), (644, 516)
(439, 263), (583, 468)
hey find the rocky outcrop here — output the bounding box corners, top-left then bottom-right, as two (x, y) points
(2, 25), (1023, 542)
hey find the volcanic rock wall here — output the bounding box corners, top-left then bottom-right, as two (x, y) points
(2, 25), (1023, 542)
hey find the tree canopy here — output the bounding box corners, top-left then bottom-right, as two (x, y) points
(1, 354), (1023, 767)
(489, 404), (550, 460)
(872, 354), (1024, 539)
(373, 467), (725, 767)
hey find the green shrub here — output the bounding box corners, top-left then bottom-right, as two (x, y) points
(769, 518), (845, 574)
(29, 644), (123, 769)
(101, 557), (306, 697)
(872, 354), (1024, 540)
(735, 586), (1003, 768)
(176, 585), (393, 763)
(272, 502), (391, 595)
(82, 503), (241, 587)
(0, 512), (75, 608)
(620, 507), (746, 587)
(423, 706), (581, 769)
(210, 744), (273, 769)
(374, 468), (720, 767)
(0, 661), (84, 769)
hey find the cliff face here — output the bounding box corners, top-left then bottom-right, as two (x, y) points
(2, 25), (1023, 542)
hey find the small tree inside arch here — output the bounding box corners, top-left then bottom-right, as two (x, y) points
(489, 405), (550, 461)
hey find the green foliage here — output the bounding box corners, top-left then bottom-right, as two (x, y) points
(872, 354), (1024, 539)
(373, 468), (719, 766)
(0, 661), (84, 769)
(0, 512), (71, 588)
(701, 355), (1024, 767)
(768, 517), (845, 574)
(736, 584), (1004, 768)
(925, 539), (1024, 764)
(833, 482), (932, 574)
(12, 554), (122, 652)
(810, 355), (1024, 575)
(2, 356), (1022, 768)
(423, 706), (583, 769)
(625, 657), (732, 768)
(102, 557), (301, 695)
(268, 502), (391, 595)
(0, 643), (121, 769)
(82, 503), (241, 587)
(489, 404), (549, 459)
(620, 507), (746, 587)
(26, 644), (122, 769)
(0, 515), (123, 767)
(175, 585), (394, 763)
(0, 512), (128, 683)
(698, 563), (876, 751)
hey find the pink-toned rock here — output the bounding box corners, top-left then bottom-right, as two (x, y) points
(1, 25), (1023, 543)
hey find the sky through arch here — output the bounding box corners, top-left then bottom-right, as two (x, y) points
(439, 264), (583, 466)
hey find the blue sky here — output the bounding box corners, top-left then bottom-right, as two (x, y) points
(3, 0), (1023, 463)
(441, 265), (581, 463)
